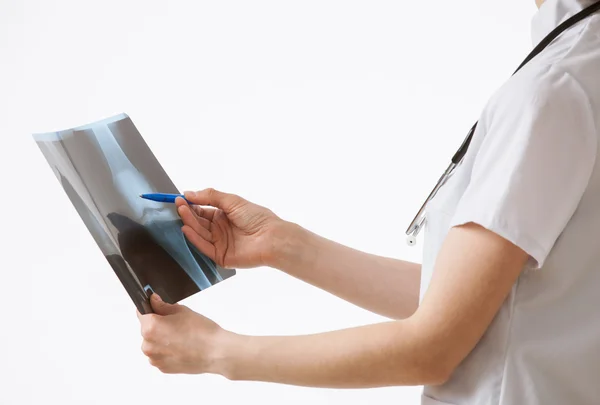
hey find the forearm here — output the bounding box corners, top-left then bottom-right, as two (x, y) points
(266, 221), (421, 319)
(214, 320), (447, 388)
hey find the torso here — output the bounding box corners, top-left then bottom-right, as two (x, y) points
(419, 1), (600, 404)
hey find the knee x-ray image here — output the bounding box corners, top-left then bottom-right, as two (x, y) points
(33, 113), (236, 314)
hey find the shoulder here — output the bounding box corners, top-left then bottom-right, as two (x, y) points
(481, 64), (596, 146)
(490, 64), (588, 112)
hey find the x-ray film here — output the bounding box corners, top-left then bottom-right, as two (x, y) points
(33, 113), (236, 314)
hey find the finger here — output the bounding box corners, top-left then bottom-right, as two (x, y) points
(137, 309), (153, 322)
(176, 198), (209, 226)
(150, 294), (179, 316)
(176, 196), (217, 222)
(183, 188), (242, 213)
(141, 340), (162, 358)
(182, 225), (217, 261)
(192, 205), (218, 222)
(177, 205), (212, 241)
(186, 205), (213, 230)
(149, 357), (165, 367)
(154, 361), (176, 374)
(174, 196), (189, 209)
(140, 313), (161, 340)
(178, 195), (220, 223)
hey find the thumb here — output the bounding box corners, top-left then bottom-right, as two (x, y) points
(150, 294), (179, 316)
(184, 188), (242, 213)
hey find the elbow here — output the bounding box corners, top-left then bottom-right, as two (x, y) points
(387, 348), (457, 386)
(390, 291), (421, 320)
(418, 338), (462, 386)
(412, 358), (454, 386)
(422, 363), (454, 386)
(395, 315), (465, 386)
(397, 327), (460, 385)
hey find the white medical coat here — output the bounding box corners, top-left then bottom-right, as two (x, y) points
(419, 0), (600, 404)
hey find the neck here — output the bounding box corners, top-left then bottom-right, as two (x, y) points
(536, 0), (545, 8)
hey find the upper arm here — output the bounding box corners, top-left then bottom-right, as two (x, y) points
(408, 223), (529, 381)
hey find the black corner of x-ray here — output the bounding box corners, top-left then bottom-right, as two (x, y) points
(106, 212), (200, 304)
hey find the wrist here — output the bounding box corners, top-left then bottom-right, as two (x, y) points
(210, 329), (255, 381)
(264, 220), (316, 271)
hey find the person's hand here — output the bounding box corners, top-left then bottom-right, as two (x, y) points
(175, 188), (286, 269)
(137, 294), (231, 374)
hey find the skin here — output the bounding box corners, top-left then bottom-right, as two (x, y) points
(173, 190), (421, 320)
(136, 0), (547, 384)
(137, 188), (529, 387)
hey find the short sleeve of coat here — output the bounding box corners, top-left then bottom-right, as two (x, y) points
(449, 68), (597, 269)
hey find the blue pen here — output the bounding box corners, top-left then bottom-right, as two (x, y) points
(139, 193), (190, 204)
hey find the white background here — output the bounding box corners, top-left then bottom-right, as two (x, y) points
(0, 1), (536, 404)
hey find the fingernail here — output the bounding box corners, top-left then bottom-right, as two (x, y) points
(152, 294), (162, 302)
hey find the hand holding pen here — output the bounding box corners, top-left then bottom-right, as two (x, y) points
(141, 189), (283, 270)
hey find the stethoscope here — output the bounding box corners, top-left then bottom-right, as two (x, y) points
(405, 0), (600, 246)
